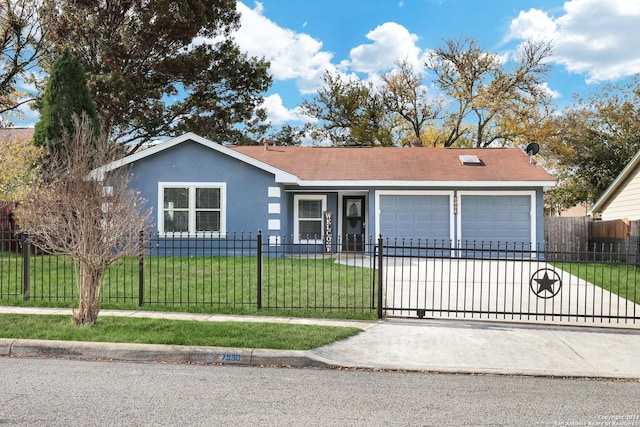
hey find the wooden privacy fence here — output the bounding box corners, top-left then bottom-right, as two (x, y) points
(544, 216), (590, 250)
(591, 219), (633, 239)
(545, 216), (640, 263)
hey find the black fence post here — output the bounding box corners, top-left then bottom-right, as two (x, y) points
(377, 235), (383, 319)
(22, 233), (30, 300)
(138, 230), (145, 306)
(257, 230), (263, 310)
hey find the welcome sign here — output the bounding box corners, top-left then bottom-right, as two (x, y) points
(323, 211), (333, 253)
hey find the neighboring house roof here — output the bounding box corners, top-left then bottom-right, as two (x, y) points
(97, 132), (556, 188)
(590, 149), (640, 216)
(0, 127), (34, 142)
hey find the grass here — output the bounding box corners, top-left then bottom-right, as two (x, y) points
(551, 261), (640, 305)
(0, 313), (363, 350)
(0, 251), (378, 320)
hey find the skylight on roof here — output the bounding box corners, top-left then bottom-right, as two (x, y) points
(459, 155), (483, 165)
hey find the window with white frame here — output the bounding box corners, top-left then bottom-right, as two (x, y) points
(160, 183), (226, 236)
(294, 194), (326, 243)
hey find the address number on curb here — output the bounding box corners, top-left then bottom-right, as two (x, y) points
(217, 353), (242, 362)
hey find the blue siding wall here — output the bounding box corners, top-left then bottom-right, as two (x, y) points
(128, 141), (278, 235)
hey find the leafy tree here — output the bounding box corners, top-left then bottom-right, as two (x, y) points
(425, 37), (553, 147)
(547, 78), (640, 205)
(302, 38), (553, 148)
(39, 0), (272, 149)
(0, 132), (41, 202)
(18, 114), (151, 326)
(269, 124), (304, 146)
(544, 170), (589, 216)
(33, 47), (99, 158)
(0, 0), (48, 124)
(235, 107), (270, 146)
(301, 71), (394, 146)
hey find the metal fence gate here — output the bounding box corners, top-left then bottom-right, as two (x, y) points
(379, 239), (640, 327)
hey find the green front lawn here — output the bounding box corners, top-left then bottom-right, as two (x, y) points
(552, 261), (640, 305)
(0, 251), (377, 320)
(0, 313), (363, 350)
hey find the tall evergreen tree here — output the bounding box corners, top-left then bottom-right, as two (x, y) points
(40, 0), (271, 149)
(33, 47), (98, 157)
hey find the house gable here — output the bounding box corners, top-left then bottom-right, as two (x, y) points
(97, 132), (298, 184)
(590, 150), (640, 221)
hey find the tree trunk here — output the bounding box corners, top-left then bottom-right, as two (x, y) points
(73, 264), (105, 326)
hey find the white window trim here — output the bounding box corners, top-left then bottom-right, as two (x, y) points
(293, 194), (326, 244)
(158, 182), (227, 237)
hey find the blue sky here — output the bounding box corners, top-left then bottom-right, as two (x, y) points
(228, 0), (640, 128)
(14, 0), (640, 131)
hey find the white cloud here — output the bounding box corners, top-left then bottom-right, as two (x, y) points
(539, 82), (562, 100)
(507, 0), (640, 83)
(348, 22), (421, 74)
(229, 4), (422, 125)
(234, 2), (334, 93)
(261, 94), (313, 124)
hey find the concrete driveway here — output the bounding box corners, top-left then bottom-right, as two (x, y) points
(381, 257), (640, 328)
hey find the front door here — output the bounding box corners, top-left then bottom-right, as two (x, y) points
(342, 196), (365, 251)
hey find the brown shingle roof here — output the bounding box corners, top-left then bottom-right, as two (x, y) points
(230, 145), (555, 183)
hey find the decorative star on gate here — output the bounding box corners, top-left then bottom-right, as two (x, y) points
(530, 268), (562, 299)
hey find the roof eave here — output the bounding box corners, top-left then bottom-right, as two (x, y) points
(589, 149), (640, 214)
(279, 179), (557, 188)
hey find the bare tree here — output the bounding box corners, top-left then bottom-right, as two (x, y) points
(18, 114), (151, 326)
(381, 59), (441, 145)
(426, 37), (553, 147)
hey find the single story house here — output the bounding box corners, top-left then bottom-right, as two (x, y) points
(590, 149), (640, 221)
(99, 133), (555, 252)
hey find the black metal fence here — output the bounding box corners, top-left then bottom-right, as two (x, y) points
(381, 239), (639, 325)
(0, 231), (378, 315)
(1, 228), (639, 326)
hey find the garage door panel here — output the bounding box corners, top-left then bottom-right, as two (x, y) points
(415, 212), (434, 222)
(397, 198), (414, 208)
(380, 195), (451, 241)
(461, 195), (531, 246)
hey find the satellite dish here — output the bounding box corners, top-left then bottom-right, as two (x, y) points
(526, 142), (540, 156)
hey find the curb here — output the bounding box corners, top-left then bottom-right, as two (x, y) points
(0, 338), (332, 368)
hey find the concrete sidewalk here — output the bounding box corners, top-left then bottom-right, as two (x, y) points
(1, 306), (640, 379)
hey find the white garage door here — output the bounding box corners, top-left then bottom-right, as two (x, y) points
(379, 194), (451, 241)
(460, 195), (531, 246)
